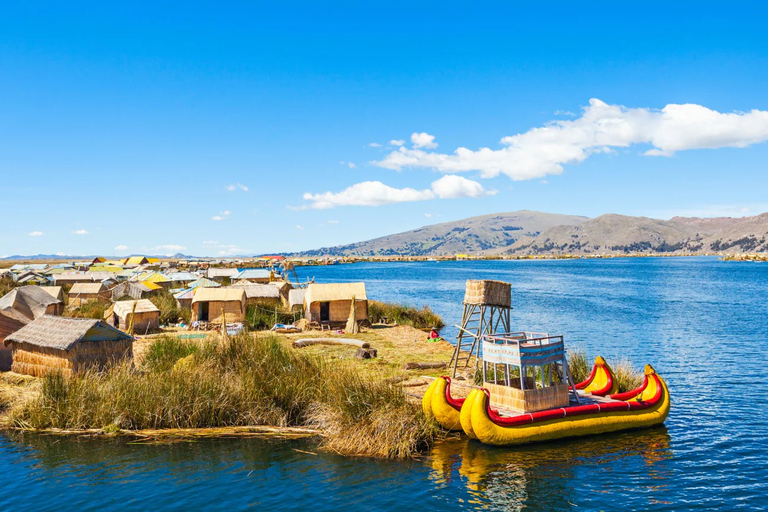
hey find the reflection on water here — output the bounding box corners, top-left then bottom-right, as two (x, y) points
(427, 429), (673, 511)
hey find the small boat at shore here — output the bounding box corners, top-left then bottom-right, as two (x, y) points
(423, 353), (670, 446)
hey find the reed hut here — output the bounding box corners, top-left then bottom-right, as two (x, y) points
(232, 269), (271, 284)
(206, 268), (240, 283)
(108, 299), (160, 333)
(40, 286), (64, 302)
(0, 309), (27, 371)
(3, 316), (133, 377)
(68, 282), (109, 307)
(174, 288), (195, 310)
(191, 288), (246, 325)
(229, 283), (282, 308)
(110, 281), (153, 301)
(0, 286), (64, 320)
(303, 282), (368, 326)
(288, 288), (306, 313)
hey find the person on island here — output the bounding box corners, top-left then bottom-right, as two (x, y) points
(428, 327), (440, 342)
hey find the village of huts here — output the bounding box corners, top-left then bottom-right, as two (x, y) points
(0, 256), (373, 377)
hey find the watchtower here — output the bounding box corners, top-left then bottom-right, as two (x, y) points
(449, 279), (512, 377)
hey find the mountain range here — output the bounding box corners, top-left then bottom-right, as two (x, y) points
(298, 210), (768, 257)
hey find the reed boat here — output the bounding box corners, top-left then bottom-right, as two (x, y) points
(423, 357), (670, 446)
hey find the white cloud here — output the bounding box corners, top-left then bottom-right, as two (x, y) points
(296, 225), (304, 230)
(203, 240), (220, 245)
(348, 162), (357, 169)
(114, 244), (129, 251)
(157, 244), (186, 252)
(73, 229), (88, 235)
(369, 142), (382, 147)
(29, 231), (43, 237)
(554, 110), (577, 117)
(227, 183), (249, 192)
(431, 175), (495, 199)
(301, 176), (494, 209)
(212, 210), (231, 221)
(374, 99), (768, 181)
(389, 139), (405, 146)
(411, 132), (438, 149)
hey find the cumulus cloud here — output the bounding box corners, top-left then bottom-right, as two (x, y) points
(212, 210), (231, 221)
(373, 99), (768, 180)
(73, 229), (88, 235)
(157, 244), (186, 252)
(369, 142), (382, 147)
(114, 244), (129, 251)
(226, 183), (249, 192)
(29, 231), (43, 237)
(411, 132), (438, 149)
(389, 139), (405, 146)
(301, 176), (494, 209)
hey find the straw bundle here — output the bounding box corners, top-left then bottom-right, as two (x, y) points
(463, 280), (512, 306)
(484, 382), (568, 413)
(345, 295), (360, 334)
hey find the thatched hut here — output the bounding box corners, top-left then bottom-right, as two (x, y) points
(110, 281), (154, 301)
(68, 282), (109, 307)
(40, 286), (64, 302)
(108, 299), (160, 333)
(0, 309), (27, 371)
(288, 288), (307, 313)
(3, 316), (133, 377)
(206, 268), (240, 283)
(229, 283), (282, 308)
(174, 288), (195, 310)
(191, 288), (246, 325)
(232, 269), (271, 284)
(0, 286), (64, 320)
(303, 282), (368, 326)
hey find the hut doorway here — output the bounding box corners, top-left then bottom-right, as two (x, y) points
(320, 302), (330, 322)
(199, 302), (209, 322)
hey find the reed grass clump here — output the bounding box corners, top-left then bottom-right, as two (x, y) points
(245, 304), (296, 331)
(368, 301), (444, 329)
(611, 359), (644, 393)
(567, 348), (591, 384)
(13, 333), (436, 458)
(150, 290), (192, 325)
(65, 299), (110, 320)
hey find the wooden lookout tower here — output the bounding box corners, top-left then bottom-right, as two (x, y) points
(449, 280), (512, 377)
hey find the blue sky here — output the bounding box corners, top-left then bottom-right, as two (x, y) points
(2, 2), (768, 257)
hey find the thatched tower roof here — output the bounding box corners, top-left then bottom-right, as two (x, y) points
(0, 286), (64, 321)
(4, 315), (132, 350)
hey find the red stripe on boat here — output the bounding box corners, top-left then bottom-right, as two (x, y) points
(484, 374), (663, 427)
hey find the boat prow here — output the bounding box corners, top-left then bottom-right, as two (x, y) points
(572, 356), (619, 396)
(422, 376), (465, 431)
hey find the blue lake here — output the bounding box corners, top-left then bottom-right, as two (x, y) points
(2, 257), (767, 510)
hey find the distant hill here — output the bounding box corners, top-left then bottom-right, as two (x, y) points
(506, 213), (768, 255)
(298, 211), (589, 257)
(297, 210), (768, 257)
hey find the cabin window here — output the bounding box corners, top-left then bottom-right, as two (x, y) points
(320, 302), (330, 322)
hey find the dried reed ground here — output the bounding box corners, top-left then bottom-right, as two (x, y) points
(12, 333), (438, 459)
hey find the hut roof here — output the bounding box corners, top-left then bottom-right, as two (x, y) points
(113, 299), (160, 317)
(69, 282), (107, 295)
(40, 286), (64, 301)
(288, 288), (307, 309)
(304, 282), (367, 305)
(4, 315), (132, 350)
(166, 272), (198, 282)
(174, 288), (196, 300)
(189, 277), (221, 289)
(140, 280), (163, 291)
(206, 268), (240, 279)
(234, 269), (271, 280)
(0, 286), (63, 321)
(229, 283), (280, 299)
(191, 287), (246, 305)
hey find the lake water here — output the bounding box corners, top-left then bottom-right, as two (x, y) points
(2, 257), (767, 511)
